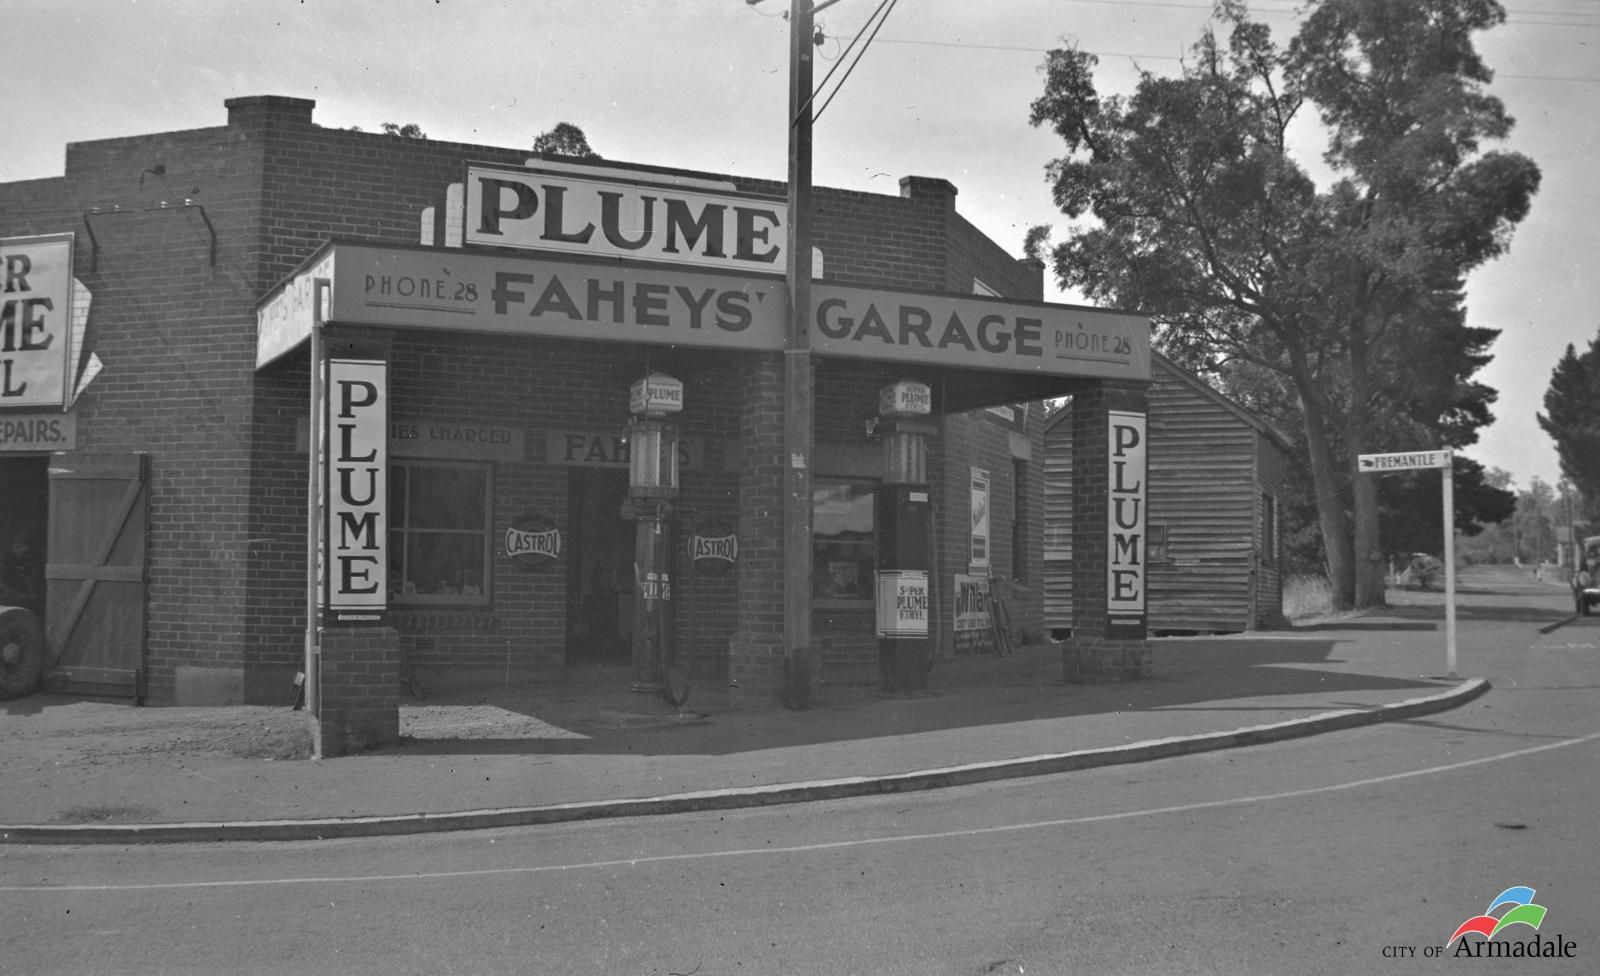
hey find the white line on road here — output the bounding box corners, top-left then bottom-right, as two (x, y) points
(10, 727), (1599, 894)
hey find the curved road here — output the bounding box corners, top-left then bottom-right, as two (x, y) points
(4, 566), (1596, 975)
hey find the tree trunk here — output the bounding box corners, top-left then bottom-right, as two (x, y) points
(1351, 458), (1386, 606)
(1299, 390), (1356, 610)
(1347, 332), (1387, 608)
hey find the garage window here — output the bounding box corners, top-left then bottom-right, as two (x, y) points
(388, 461), (492, 605)
(813, 479), (876, 602)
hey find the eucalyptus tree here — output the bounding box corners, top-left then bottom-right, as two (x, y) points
(1028, 0), (1538, 607)
(534, 122), (600, 159)
(1538, 329), (1600, 512)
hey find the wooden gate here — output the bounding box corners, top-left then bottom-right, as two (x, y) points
(44, 453), (149, 701)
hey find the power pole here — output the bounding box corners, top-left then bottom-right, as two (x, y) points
(783, 0), (817, 707)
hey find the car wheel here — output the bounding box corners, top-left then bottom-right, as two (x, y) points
(0, 606), (46, 701)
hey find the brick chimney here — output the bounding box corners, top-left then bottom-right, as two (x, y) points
(898, 175), (958, 209)
(225, 95), (316, 130)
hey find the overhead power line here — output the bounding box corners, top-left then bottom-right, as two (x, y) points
(868, 36), (1600, 84)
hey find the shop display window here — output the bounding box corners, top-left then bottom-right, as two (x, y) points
(388, 460), (492, 605)
(813, 479), (876, 602)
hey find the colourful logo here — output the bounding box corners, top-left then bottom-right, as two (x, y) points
(1447, 886), (1548, 945)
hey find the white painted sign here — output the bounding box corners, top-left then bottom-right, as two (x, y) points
(1357, 450), (1451, 472)
(630, 373), (684, 415)
(953, 573), (990, 633)
(876, 570), (930, 637)
(878, 379), (932, 417)
(1, 234), (74, 408)
(325, 358), (387, 622)
(257, 247), (334, 368)
(464, 165), (787, 274)
(1107, 409), (1147, 628)
(970, 468), (990, 570)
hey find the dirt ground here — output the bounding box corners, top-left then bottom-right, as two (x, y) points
(0, 647), (1066, 769)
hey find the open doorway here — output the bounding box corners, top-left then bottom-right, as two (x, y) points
(565, 467), (634, 663)
(0, 456), (48, 616)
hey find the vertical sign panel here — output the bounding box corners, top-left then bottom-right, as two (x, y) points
(325, 358), (387, 623)
(1, 234), (75, 408)
(970, 467), (990, 570)
(1107, 409), (1147, 635)
(875, 570), (929, 637)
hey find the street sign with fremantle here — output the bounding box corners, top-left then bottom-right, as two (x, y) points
(1358, 446), (1458, 678)
(1358, 451), (1451, 472)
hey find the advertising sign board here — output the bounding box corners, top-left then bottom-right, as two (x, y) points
(324, 358), (387, 623)
(2, 234), (75, 408)
(876, 569), (930, 637)
(258, 244), (1152, 383)
(1107, 409), (1147, 634)
(464, 164), (787, 275)
(812, 283), (1151, 382)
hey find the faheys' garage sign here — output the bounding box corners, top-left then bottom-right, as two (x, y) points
(686, 523), (738, 575)
(505, 513), (562, 572)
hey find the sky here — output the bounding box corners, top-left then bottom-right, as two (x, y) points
(4, 0), (1596, 492)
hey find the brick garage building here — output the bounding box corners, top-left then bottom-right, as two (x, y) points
(0, 96), (1151, 749)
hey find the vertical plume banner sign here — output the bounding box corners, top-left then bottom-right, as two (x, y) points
(325, 358), (387, 623)
(1107, 409), (1147, 635)
(1, 234), (74, 408)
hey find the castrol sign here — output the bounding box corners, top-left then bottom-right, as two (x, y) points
(505, 513), (562, 571)
(687, 524), (738, 575)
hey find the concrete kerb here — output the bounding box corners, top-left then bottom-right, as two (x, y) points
(0, 678), (1490, 846)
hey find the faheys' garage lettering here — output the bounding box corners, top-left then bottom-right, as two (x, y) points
(814, 296), (1044, 358)
(490, 271), (759, 333)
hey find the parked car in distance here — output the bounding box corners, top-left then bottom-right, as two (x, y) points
(1574, 536), (1600, 617)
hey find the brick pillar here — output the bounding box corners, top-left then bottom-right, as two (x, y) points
(729, 353), (789, 707)
(1064, 382), (1152, 682)
(316, 625), (400, 756)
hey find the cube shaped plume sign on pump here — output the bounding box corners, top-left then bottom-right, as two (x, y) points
(630, 373), (683, 417)
(878, 379), (932, 418)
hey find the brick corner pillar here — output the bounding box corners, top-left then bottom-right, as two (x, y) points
(729, 353), (791, 708)
(1063, 381), (1153, 683)
(316, 624), (401, 757)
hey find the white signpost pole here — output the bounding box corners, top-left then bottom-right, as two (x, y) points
(1443, 451), (1457, 678)
(1357, 449), (1456, 678)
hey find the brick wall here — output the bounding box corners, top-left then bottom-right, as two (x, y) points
(3, 94), (1063, 706)
(316, 624), (399, 755)
(3, 117), (272, 704)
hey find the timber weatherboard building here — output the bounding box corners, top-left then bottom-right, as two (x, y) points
(1044, 354), (1291, 635)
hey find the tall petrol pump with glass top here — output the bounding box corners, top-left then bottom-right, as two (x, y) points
(624, 373), (682, 695)
(874, 379), (935, 693)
